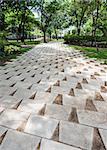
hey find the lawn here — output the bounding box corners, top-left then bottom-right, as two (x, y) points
(69, 45), (107, 62)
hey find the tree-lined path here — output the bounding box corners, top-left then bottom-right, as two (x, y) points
(0, 42), (107, 150)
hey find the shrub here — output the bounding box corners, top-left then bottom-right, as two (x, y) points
(0, 32), (6, 53)
(64, 34), (107, 45)
(4, 45), (20, 55)
(72, 29), (76, 35)
(0, 32), (9, 56)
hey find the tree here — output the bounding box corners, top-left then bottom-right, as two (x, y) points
(47, 11), (63, 40)
(95, 1), (107, 36)
(6, 6), (37, 42)
(0, 0), (14, 53)
(68, 0), (92, 35)
(13, 0), (33, 43)
(35, 0), (61, 42)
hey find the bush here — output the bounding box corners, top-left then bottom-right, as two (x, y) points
(4, 45), (20, 55)
(64, 34), (107, 47)
(72, 29), (76, 35)
(0, 32), (6, 52)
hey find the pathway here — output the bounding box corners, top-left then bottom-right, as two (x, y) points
(0, 42), (107, 150)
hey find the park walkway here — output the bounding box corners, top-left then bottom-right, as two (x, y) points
(0, 42), (107, 150)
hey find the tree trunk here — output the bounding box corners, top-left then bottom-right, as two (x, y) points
(29, 33), (31, 42)
(21, 24), (25, 43)
(21, 36), (24, 43)
(49, 32), (52, 41)
(77, 6), (87, 36)
(56, 34), (58, 40)
(95, 1), (99, 52)
(77, 28), (80, 36)
(43, 31), (46, 43)
(91, 14), (95, 46)
(55, 29), (58, 40)
(0, 2), (5, 54)
(16, 36), (19, 42)
(20, 6), (27, 44)
(16, 28), (19, 42)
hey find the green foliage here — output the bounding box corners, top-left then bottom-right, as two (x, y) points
(64, 0), (107, 37)
(4, 45), (20, 54)
(72, 29), (76, 35)
(35, 0), (63, 42)
(0, 0), (107, 48)
(0, 31), (8, 55)
(64, 34), (107, 44)
(0, 47), (31, 65)
(0, 32), (6, 47)
(9, 40), (41, 46)
(0, 39), (40, 65)
(69, 45), (107, 60)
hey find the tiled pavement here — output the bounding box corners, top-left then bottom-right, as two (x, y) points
(0, 42), (107, 150)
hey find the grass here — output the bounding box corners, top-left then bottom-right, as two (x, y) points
(20, 47), (31, 53)
(69, 45), (107, 62)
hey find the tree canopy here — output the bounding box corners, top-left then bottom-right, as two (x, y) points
(0, 0), (107, 52)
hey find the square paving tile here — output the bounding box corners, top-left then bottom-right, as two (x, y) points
(0, 86), (17, 97)
(99, 129), (107, 149)
(40, 139), (80, 150)
(93, 101), (107, 113)
(24, 115), (58, 139)
(18, 101), (45, 114)
(0, 126), (8, 136)
(77, 110), (107, 129)
(34, 92), (56, 104)
(51, 86), (70, 95)
(14, 88), (36, 100)
(0, 130), (40, 150)
(45, 104), (71, 120)
(14, 82), (32, 89)
(0, 107), (4, 113)
(59, 121), (93, 150)
(63, 95), (86, 109)
(0, 109), (29, 129)
(0, 96), (21, 109)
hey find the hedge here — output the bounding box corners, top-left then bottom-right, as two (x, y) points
(64, 34), (107, 47)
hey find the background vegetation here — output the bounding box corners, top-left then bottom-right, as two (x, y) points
(0, 0), (107, 63)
